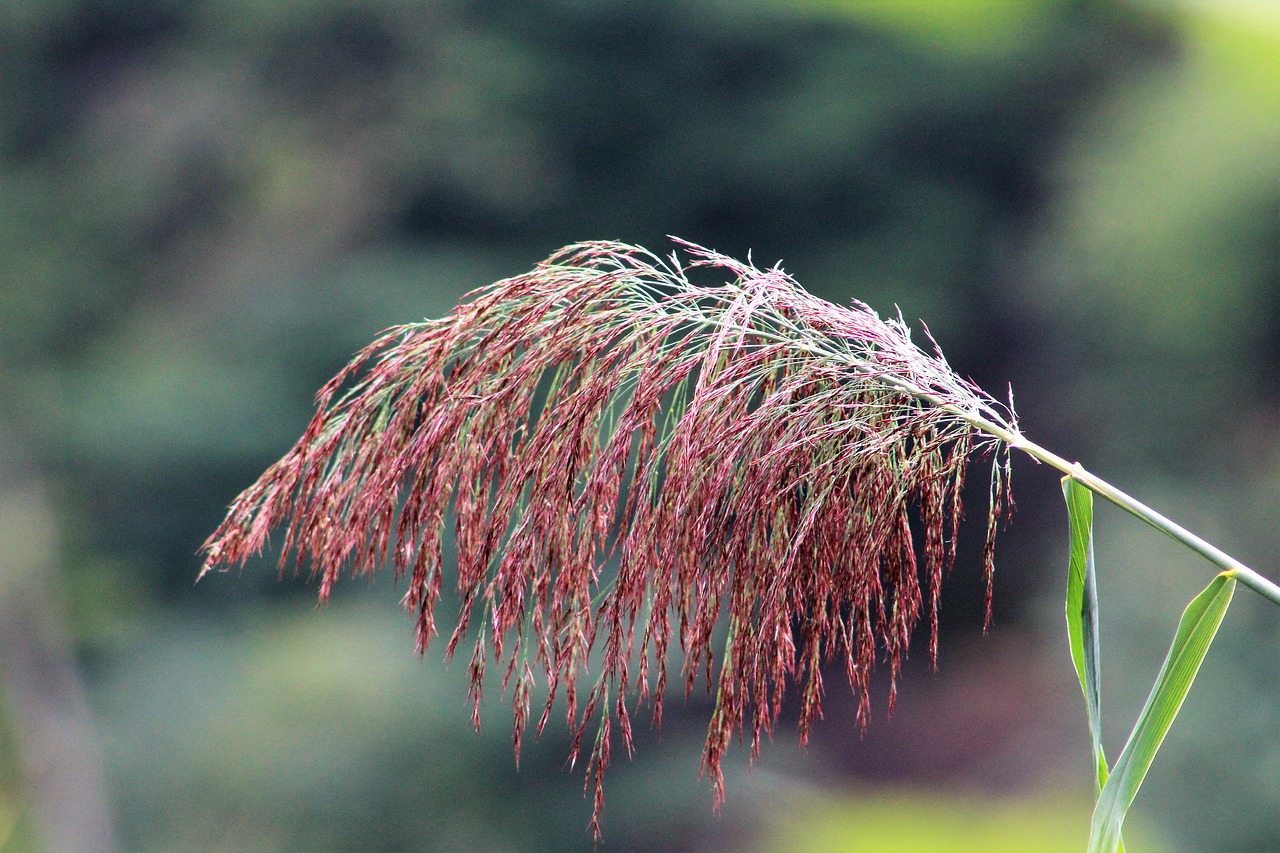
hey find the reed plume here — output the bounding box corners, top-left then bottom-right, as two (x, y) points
(201, 239), (1019, 832)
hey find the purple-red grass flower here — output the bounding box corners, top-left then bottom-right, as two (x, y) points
(201, 239), (1016, 834)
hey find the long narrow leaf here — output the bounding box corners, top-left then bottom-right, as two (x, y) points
(1089, 572), (1236, 853)
(1063, 476), (1109, 792)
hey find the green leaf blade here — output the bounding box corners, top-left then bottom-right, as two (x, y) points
(1063, 476), (1108, 792)
(1089, 572), (1236, 853)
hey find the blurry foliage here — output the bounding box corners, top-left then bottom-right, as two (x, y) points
(97, 600), (759, 853)
(756, 788), (1163, 853)
(0, 0), (1165, 597)
(0, 694), (41, 853)
(1026, 1), (1280, 470)
(1, 0), (1277, 850)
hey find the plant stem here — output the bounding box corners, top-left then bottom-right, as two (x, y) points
(970, 415), (1280, 609)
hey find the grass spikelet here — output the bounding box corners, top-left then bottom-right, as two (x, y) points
(201, 238), (1018, 833)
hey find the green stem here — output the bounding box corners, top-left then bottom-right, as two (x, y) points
(968, 415), (1280, 609)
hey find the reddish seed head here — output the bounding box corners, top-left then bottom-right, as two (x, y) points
(200, 239), (1016, 836)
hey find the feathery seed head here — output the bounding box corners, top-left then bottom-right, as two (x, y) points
(201, 239), (1017, 834)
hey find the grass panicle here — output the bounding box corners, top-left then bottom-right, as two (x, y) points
(201, 239), (1018, 833)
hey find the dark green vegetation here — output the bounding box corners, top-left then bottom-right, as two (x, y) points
(2, 1), (1277, 850)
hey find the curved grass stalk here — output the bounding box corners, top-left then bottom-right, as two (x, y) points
(199, 238), (1280, 841)
(965, 414), (1280, 607)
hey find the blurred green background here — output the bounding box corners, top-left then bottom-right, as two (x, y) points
(1, 0), (1277, 850)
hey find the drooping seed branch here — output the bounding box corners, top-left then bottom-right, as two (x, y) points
(202, 239), (1023, 834)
